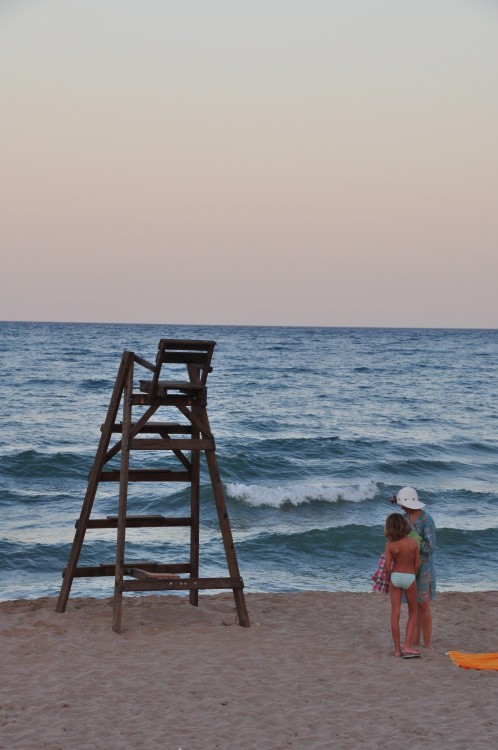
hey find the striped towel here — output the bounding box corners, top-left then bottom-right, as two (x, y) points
(371, 552), (389, 594)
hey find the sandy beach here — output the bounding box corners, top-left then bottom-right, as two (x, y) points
(1, 591), (498, 749)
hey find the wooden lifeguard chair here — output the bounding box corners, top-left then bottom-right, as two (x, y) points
(55, 339), (250, 633)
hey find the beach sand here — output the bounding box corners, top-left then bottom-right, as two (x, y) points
(1, 591), (498, 749)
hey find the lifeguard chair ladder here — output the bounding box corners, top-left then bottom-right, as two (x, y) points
(55, 339), (250, 633)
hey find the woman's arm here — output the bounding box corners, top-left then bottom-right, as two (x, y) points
(419, 515), (436, 557)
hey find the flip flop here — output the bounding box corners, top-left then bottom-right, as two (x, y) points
(402, 651), (422, 659)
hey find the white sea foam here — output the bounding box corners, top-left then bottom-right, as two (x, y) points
(226, 479), (379, 508)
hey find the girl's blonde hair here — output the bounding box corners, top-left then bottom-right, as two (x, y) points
(385, 513), (410, 541)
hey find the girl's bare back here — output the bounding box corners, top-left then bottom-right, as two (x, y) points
(386, 536), (420, 574)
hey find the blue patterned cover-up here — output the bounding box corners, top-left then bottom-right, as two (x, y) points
(407, 510), (436, 602)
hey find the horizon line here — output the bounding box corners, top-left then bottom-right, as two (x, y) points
(1, 318), (497, 333)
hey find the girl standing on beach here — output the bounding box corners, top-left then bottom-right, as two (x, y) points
(384, 513), (421, 658)
(395, 486), (436, 649)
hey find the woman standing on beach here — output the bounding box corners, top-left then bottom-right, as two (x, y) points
(395, 486), (436, 649)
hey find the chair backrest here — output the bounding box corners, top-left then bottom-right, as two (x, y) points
(149, 339), (216, 395)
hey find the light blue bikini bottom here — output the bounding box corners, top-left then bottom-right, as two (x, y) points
(390, 572), (416, 590)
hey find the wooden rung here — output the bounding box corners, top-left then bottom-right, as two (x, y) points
(120, 562), (190, 574)
(80, 515), (192, 529)
(129, 438), (214, 451)
(108, 422), (193, 435)
(68, 562), (191, 578)
(121, 576), (244, 592)
(99, 469), (191, 482)
(130, 394), (193, 406)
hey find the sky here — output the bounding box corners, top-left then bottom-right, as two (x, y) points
(1, 0), (497, 328)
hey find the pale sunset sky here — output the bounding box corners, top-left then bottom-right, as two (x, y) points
(1, 0), (497, 328)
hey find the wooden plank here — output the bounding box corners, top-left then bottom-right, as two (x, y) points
(139, 380), (205, 395)
(130, 394), (193, 406)
(69, 562), (191, 578)
(82, 515), (192, 529)
(110, 422), (193, 435)
(105, 423), (196, 474)
(169, 446), (192, 472)
(133, 353), (155, 371)
(160, 352), (210, 365)
(157, 339), (216, 351)
(203, 409), (251, 628)
(177, 404), (213, 439)
(190, 401), (201, 607)
(122, 576), (244, 592)
(140, 379), (191, 391)
(124, 563), (190, 575)
(99, 469), (191, 482)
(129, 438), (214, 451)
(112, 356), (134, 633)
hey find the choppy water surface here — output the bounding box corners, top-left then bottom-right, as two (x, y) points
(0, 322), (497, 599)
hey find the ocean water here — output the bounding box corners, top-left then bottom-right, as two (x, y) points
(0, 321), (497, 602)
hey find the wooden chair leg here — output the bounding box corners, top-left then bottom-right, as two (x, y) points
(112, 354), (134, 634)
(56, 352), (131, 613)
(204, 442), (250, 627)
(189, 410), (200, 607)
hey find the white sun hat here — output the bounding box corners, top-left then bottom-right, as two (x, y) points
(396, 486), (425, 510)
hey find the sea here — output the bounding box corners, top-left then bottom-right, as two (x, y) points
(0, 321), (497, 602)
